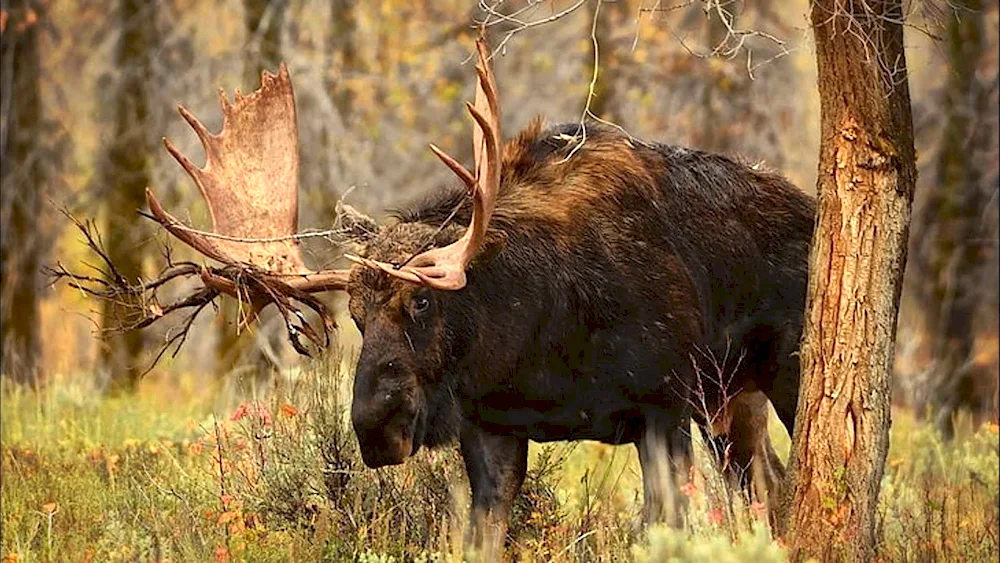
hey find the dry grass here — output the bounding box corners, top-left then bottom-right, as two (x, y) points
(2, 351), (997, 562)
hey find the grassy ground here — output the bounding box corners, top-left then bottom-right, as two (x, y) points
(2, 354), (997, 562)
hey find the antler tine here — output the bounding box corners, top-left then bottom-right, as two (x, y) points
(358, 32), (503, 291)
(429, 143), (476, 190)
(177, 104), (216, 153)
(472, 38), (500, 186)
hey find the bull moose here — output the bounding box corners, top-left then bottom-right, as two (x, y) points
(91, 36), (816, 555)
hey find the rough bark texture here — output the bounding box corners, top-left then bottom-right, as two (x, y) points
(99, 0), (159, 393)
(780, 0), (917, 559)
(0, 1), (44, 386)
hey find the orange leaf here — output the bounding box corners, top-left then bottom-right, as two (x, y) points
(707, 507), (724, 525)
(41, 502), (58, 514)
(280, 403), (299, 418)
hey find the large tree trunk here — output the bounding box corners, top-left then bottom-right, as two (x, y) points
(913, 0), (992, 438)
(0, 1), (44, 387)
(779, 0), (917, 559)
(99, 0), (159, 393)
(215, 0), (288, 386)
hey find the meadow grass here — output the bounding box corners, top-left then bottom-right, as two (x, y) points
(1, 354), (997, 562)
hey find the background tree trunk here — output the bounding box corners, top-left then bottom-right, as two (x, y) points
(0, 0), (44, 387)
(699, 5), (746, 155)
(589, 0), (627, 123)
(315, 0), (360, 210)
(99, 0), (159, 393)
(912, 0), (993, 438)
(780, 0), (917, 559)
(328, 0), (359, 120)
(242, 0), (286, 91)
(215, 0), (288, 386)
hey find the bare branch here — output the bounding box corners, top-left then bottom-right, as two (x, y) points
(47, 210), (341, 371)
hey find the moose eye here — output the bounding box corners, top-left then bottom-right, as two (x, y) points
(412, 296), (431, 316)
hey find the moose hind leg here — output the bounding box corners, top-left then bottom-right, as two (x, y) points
(459, 424), (528, 560)
(705, 390), (786, 520)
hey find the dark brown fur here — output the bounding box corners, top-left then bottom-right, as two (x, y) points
(347, 120), (815, 552)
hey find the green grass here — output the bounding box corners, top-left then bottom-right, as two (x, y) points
(2, 357), (997, 562)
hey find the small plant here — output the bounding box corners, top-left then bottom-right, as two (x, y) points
(2, 363), (997, 561)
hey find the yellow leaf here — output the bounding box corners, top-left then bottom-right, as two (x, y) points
(218, 511), (238, 524)
(41, 502), (58, 514)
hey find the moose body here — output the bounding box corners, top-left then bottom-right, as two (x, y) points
(113, 37), (816, 558)
(349, 120), (816, 547)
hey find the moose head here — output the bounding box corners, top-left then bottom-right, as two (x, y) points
(140, 37), (503, 468)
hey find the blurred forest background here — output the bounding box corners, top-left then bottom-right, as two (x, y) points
(1, 0), (998, 432)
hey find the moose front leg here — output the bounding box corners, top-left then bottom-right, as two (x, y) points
(636, 413), (692, 527)
(459, 424), (528, 560)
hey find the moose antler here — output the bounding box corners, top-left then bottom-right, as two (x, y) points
(52, 64), (357, 361)
(140, 63), (354, 354)
(348, 36), (502, 290)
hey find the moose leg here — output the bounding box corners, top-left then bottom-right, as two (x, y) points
(635, 413), (692, 527)
(759, 328), (801, 435)
(459, 424), (528, 560)
(704, 390), (786, 520)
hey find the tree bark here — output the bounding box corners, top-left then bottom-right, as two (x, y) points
(779, 0), (917, 559)
(0, 0), (44, 386)
(99, 0), (159, 393)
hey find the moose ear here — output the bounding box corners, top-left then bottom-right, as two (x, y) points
(336, 201), (381, 244)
